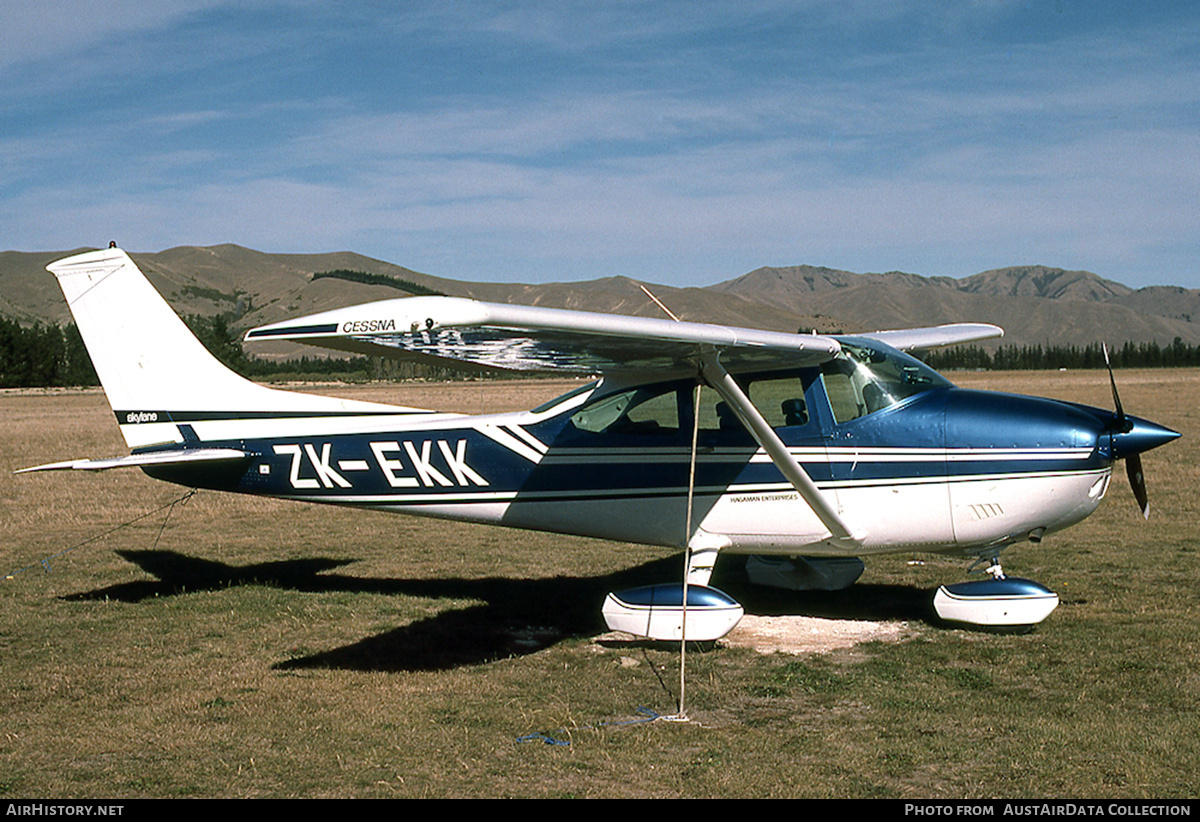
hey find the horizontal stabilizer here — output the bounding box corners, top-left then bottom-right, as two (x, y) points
(17, 448), (249, 474)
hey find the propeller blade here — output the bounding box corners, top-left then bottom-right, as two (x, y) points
(1126, 453), (1149, 520)
(1105, 344), (1152, 518)
(1102, 343), (1130, 431)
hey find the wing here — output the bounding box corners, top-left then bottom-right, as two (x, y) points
(857, 323), (1003, 351)
(245, 296), (850, 374)
(246, 297), (1003, 373)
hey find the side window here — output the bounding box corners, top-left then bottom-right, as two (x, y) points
(696, 373), (812, 437)
(697, 385), (740, 434)
(570, 390), (634, 433)
(570, 385), (680, 436)
(747, 374), (810, 428)
(569, 371), (824, 442)
(621, 389), (679, 434)
(821, 362), (867, 424)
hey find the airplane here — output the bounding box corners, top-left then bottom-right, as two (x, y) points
(19, 245), (1180, 637)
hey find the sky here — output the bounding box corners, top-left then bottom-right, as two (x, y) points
(2, 1), (1198, 289)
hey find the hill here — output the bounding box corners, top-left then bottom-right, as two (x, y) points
(713, 264), (1200, 347)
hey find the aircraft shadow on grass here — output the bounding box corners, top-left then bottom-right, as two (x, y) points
(63, 549), (934, 672)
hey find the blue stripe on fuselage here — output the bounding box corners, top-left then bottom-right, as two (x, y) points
(138, 427), (1106, 506)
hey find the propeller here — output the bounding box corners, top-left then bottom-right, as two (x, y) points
(1102, 344), (1150, 519)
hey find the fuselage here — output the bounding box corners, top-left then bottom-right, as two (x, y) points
(141, 337), (1176, 560)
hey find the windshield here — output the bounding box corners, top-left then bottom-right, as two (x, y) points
(821, 338), (952, 423)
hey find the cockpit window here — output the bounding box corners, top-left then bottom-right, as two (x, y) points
(821, 339), (952, 424)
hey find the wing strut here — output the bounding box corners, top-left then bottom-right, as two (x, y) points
(700, 352), (865, 550)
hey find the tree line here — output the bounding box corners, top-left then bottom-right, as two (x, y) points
(0, 317), (98, 387)
(920, 339), (1200, 371)
(310, 269), (446, 297)
(0, 313), (498, 388)
(1, 267), (465, 389)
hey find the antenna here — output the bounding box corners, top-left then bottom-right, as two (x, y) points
(634, 280), (695, 720)
(637, 283), (682, 323)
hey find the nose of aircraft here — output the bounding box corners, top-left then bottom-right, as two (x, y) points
(1084, 408), (1180, 520)
(1109, 414), (1180, 460)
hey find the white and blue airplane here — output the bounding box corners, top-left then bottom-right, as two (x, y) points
(21, 246), (1179, 636)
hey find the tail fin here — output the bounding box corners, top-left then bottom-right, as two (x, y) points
(47, 247), (413, 449)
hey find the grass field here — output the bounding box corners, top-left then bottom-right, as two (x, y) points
(1, 371), (1196, 798)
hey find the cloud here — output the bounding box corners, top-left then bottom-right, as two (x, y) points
(0, 1), (231, 70)
(3, 2), (1200, 287)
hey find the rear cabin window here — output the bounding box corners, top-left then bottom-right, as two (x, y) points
(694, 374), (811, 433)
(570, 385), (681, 436)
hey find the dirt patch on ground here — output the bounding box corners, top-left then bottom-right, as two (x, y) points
(596, 615), (914, 657)
(722, 615), (913, 654)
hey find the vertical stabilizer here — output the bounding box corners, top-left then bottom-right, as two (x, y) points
(46, 247), (417, 448)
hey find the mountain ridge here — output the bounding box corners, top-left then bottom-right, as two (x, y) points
(2, 246), (1197, 352)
